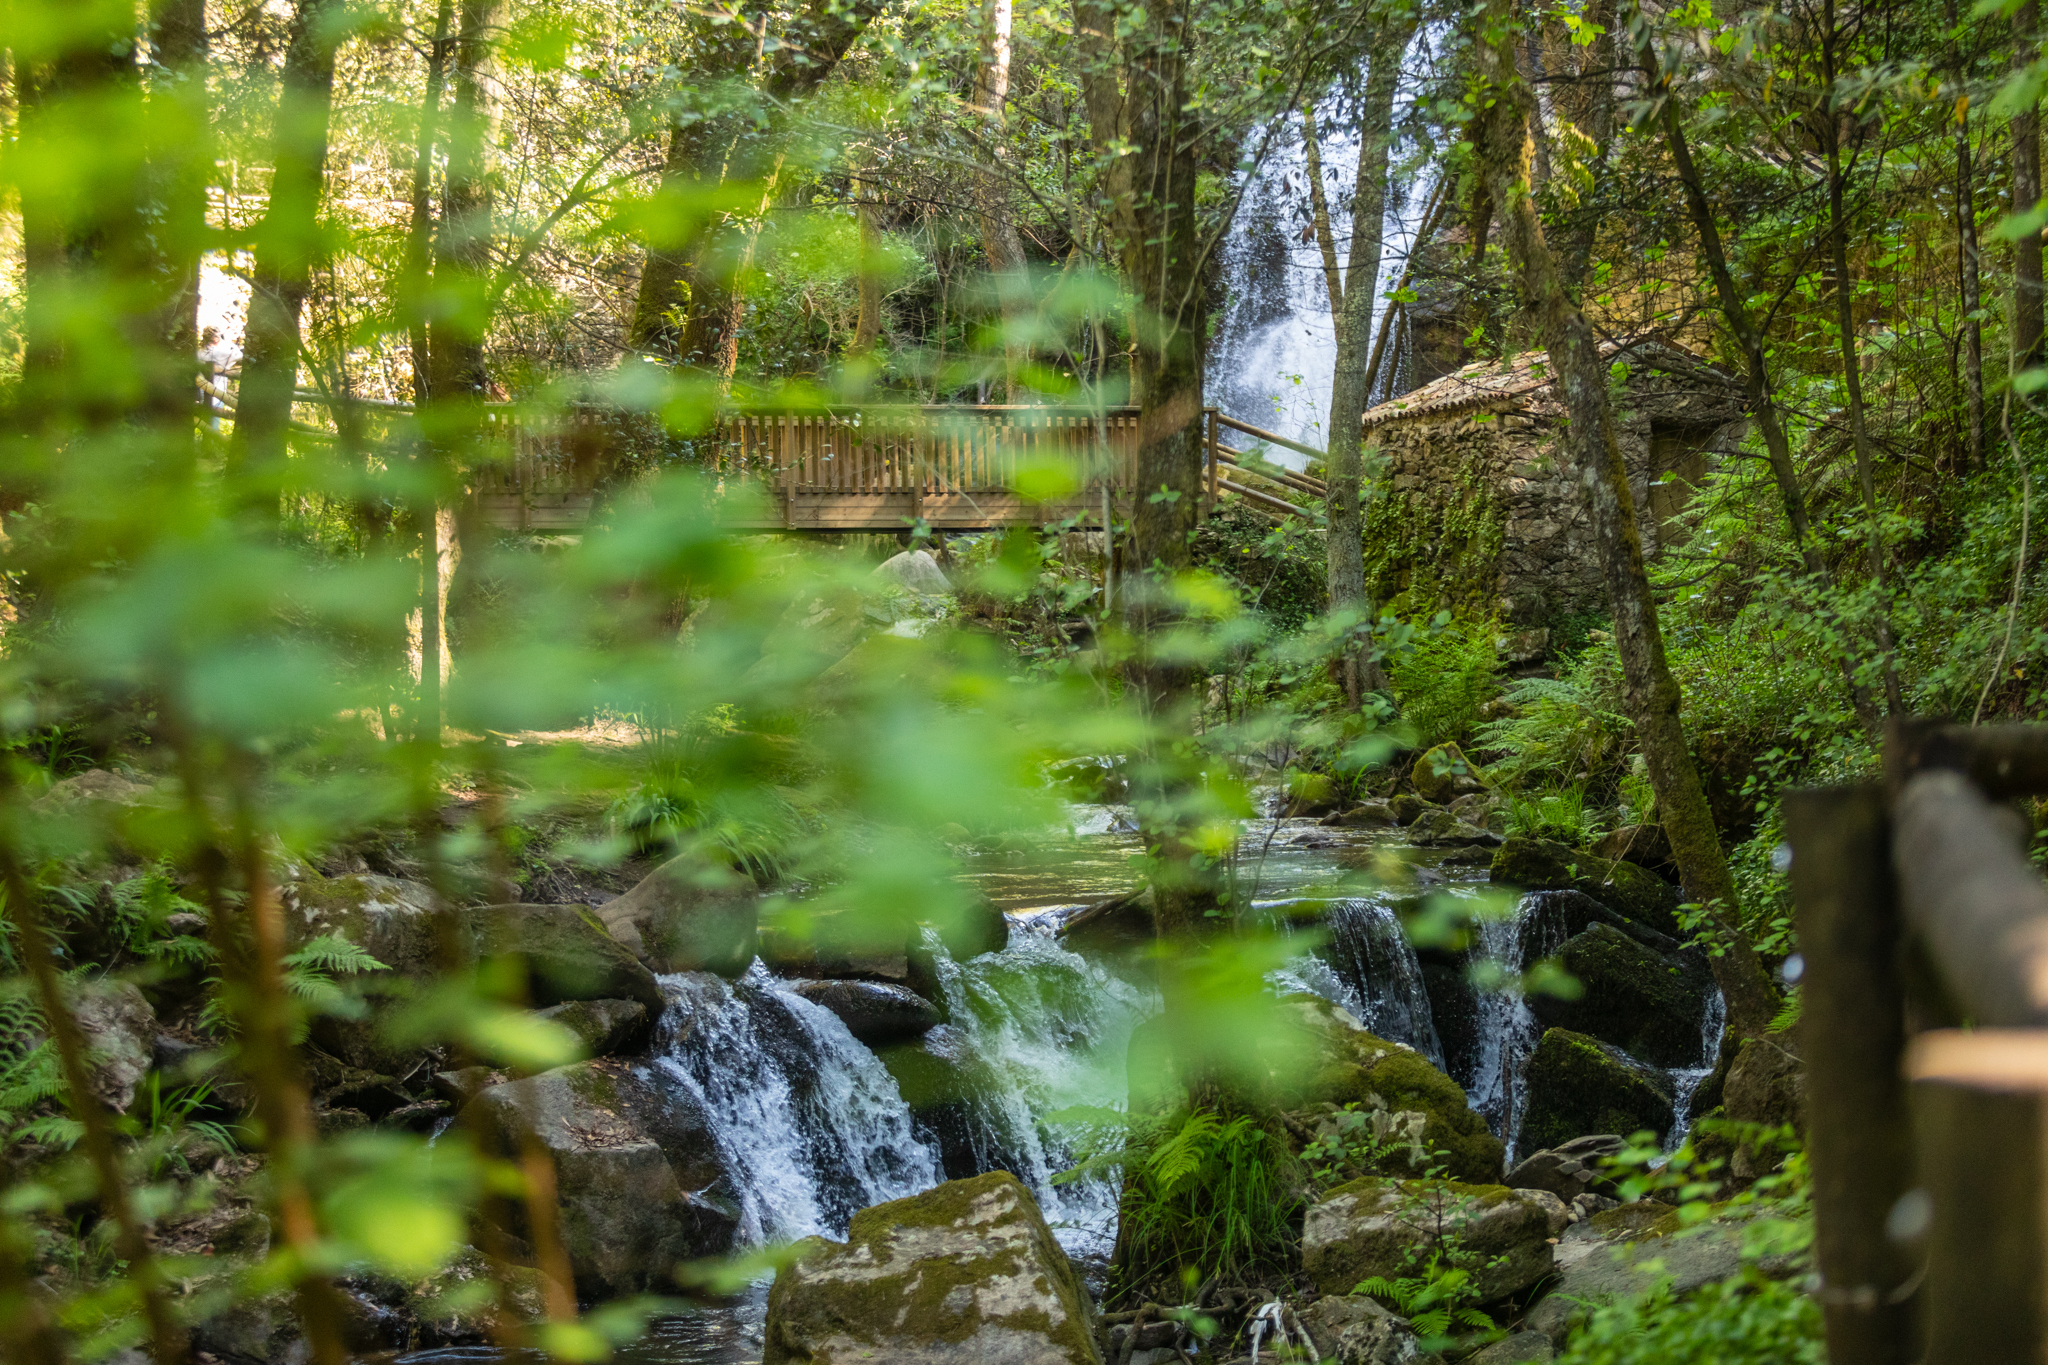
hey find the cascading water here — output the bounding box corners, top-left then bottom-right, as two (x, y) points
(646, 966), (941, 1244)
(1665, 983), (1728, 1152)
(1462, 894), (1571, 1160)
(1272, 897), (1444, 1067)
(924, 924), (1154, 1258)
(1204, 37), (1434, 462)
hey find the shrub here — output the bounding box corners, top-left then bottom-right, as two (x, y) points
(1386, 615), (1502, 749)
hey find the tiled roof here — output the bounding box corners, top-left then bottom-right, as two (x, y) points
(1360, 337), (1738, 427)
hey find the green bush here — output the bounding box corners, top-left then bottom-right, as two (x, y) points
(1554, 1269), (1824, 1365)
(1473, 642), (1632, 788)
(1191, 505), (1327, 631)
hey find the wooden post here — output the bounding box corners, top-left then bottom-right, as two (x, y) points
(1786, 785), (1920, 1365)
(1908, 1030), (2048, 1364)
(1205, 406), (1220, 517)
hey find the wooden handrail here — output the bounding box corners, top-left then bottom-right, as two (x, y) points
(1216, 477), (1310, 518)
(1214, 412), (1328, 464)
(1215, 445), (1326, 497)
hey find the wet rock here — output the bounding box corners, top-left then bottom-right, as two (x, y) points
(71, 979), (154, 1112)
(1591, 823), (1675, 876)
(535, 998), (650, 1057)
(1323, 800), (1399, 828)
(432, 1066), (505, 1108)
(1528, 923), (1710, 1067)
(1505, 1135), (1625, 1203)
(1407, 808), (1503, 847)
(1057, 888), (1154, 956)
(1724, 1035), (1804, 1131)
(190, 1290), (305, 1365)
(1302, 1177), (1556, 1303)
(593, 853), (758, 977)
(877, 1025), (1011, 1181)
(1489, 837), (1680, 937)
(788, 979), (941, 1044)
(756, 903), (918, 986)
(763, 1170), (1100, 1364)
(463, 1061), (739, 1297)
(1470, 1331), (1555, 1362)
(468, 902), (666, 1015)
(1411, 743), (1490, 804)
(1387, 793), (1435, 824)
(1518, 889), (1686, 958)
(1520, 1028), (1674, 1152)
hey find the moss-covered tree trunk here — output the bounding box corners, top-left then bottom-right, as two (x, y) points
(1470, 0), (1777, 1041)
(1323, 12), (1413, 706)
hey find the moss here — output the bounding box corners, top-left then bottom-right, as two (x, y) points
(1291, 997), (1506, 1184)
(1411, 741), (1489, 803)
(1531, 923), (1708, 1067)
(1489, 836), (1680, 936)
(1520, 1028), (1675, 1153)
(1361, 434), (1507, 620)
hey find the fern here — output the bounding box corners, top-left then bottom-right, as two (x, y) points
(1770, 985), (1802, 1034)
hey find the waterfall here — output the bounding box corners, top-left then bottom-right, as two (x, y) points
(646, 966), (942, 1244)
(1272, 897), (1444, 1066)
(1665, 983), (1728, 1152)
(1204, 42), (1434, 463)
(924, 924), (1155, 1258)
(1463, 894), (1567, 1162)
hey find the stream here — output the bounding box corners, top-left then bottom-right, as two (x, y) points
(396, 807), (1724, 1363)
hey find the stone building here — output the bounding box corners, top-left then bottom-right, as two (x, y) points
(1359, 338), (1747, 660)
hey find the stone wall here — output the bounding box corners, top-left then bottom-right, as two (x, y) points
(1362, 359), (1746, 660)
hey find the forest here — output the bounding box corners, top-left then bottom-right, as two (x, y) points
(0, 0), (2043, 1358)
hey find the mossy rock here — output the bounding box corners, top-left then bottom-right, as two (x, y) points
(763, 1170), (1100, 1364)
(593, 852), (759, 977)
(1489, 836), (1680, 936)
(1285, 996), (1505, 1184)
(1529, 923), (1710, 1067)
(467, 902), (666, 1014)
(1520, 1028), (1674, 1152)
(1411, 742), (1489, 804)
(1302, 1175), (1556, 1303)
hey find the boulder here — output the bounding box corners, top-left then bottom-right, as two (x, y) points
(1505, 1135), (1625, 1203)
(283, 873), (440, 978)
(1470, 1331), (1555, 1362)
(534, 998), (649, 1058)
(72, 980), (155, 1112)
(1724, 1035), (1804, 1131)
(1057, 889), (1153, 956)
(1591, 823), (1675, 876)
(872, 548), (954, 597)
(1528, 923), (1710, 1067)
(757, 904), (916, 987)
(1387, 793), (1435, 825)
(1520, 1029), (1675, 1153)
(592, 854), (758, 977)
(1322, 801), (1399, 828)
(762, 1170), (1100, 1364)
(1523, 1200), (1805, 1341)
(462, 1061), (738, 1297)
(403, 1245), (549, 1346)
(1489, 838), (1680, 936)
(467, 903), (665, 1015)
(1302, 1177), (1556, 1303)
(1517, 889), (1686, 959)
(1298, 1294), (1437, 1364)
(787, 979), (940, 1045)
(1285, 996), (1505, 1184)
(1406, 808), (1503, 848)
(877, 1025), (1011, 1181)
(1411, 743), (1489, 804)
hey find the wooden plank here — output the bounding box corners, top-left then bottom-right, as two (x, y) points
(1785, 785), (1919, 1365)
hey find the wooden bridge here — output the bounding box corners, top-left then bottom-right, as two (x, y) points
(470, 404), (1328, 533)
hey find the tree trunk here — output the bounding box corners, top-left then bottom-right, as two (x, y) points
(1820, 60), (1906, 714)
(2016, 0), (2045, 369)
(1323, 18), (1413, 706)
(233, 0), (342, 508)
(1303, 106), (1343, 316)
(427, 0), (502, 404)
(1074, 0), (1220, 935)
(852, 200), (884, 355)
(1646, 34), (1880, 734)
(404, 0), (455, 404)
(974, 0), (1033, 398)
(1471, 0), (1778, 1041)
(145, 0), (210, 431)
(1955, 6), (1987, 470)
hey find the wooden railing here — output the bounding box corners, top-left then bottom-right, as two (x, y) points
(1789, 718), (2048, 1363)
